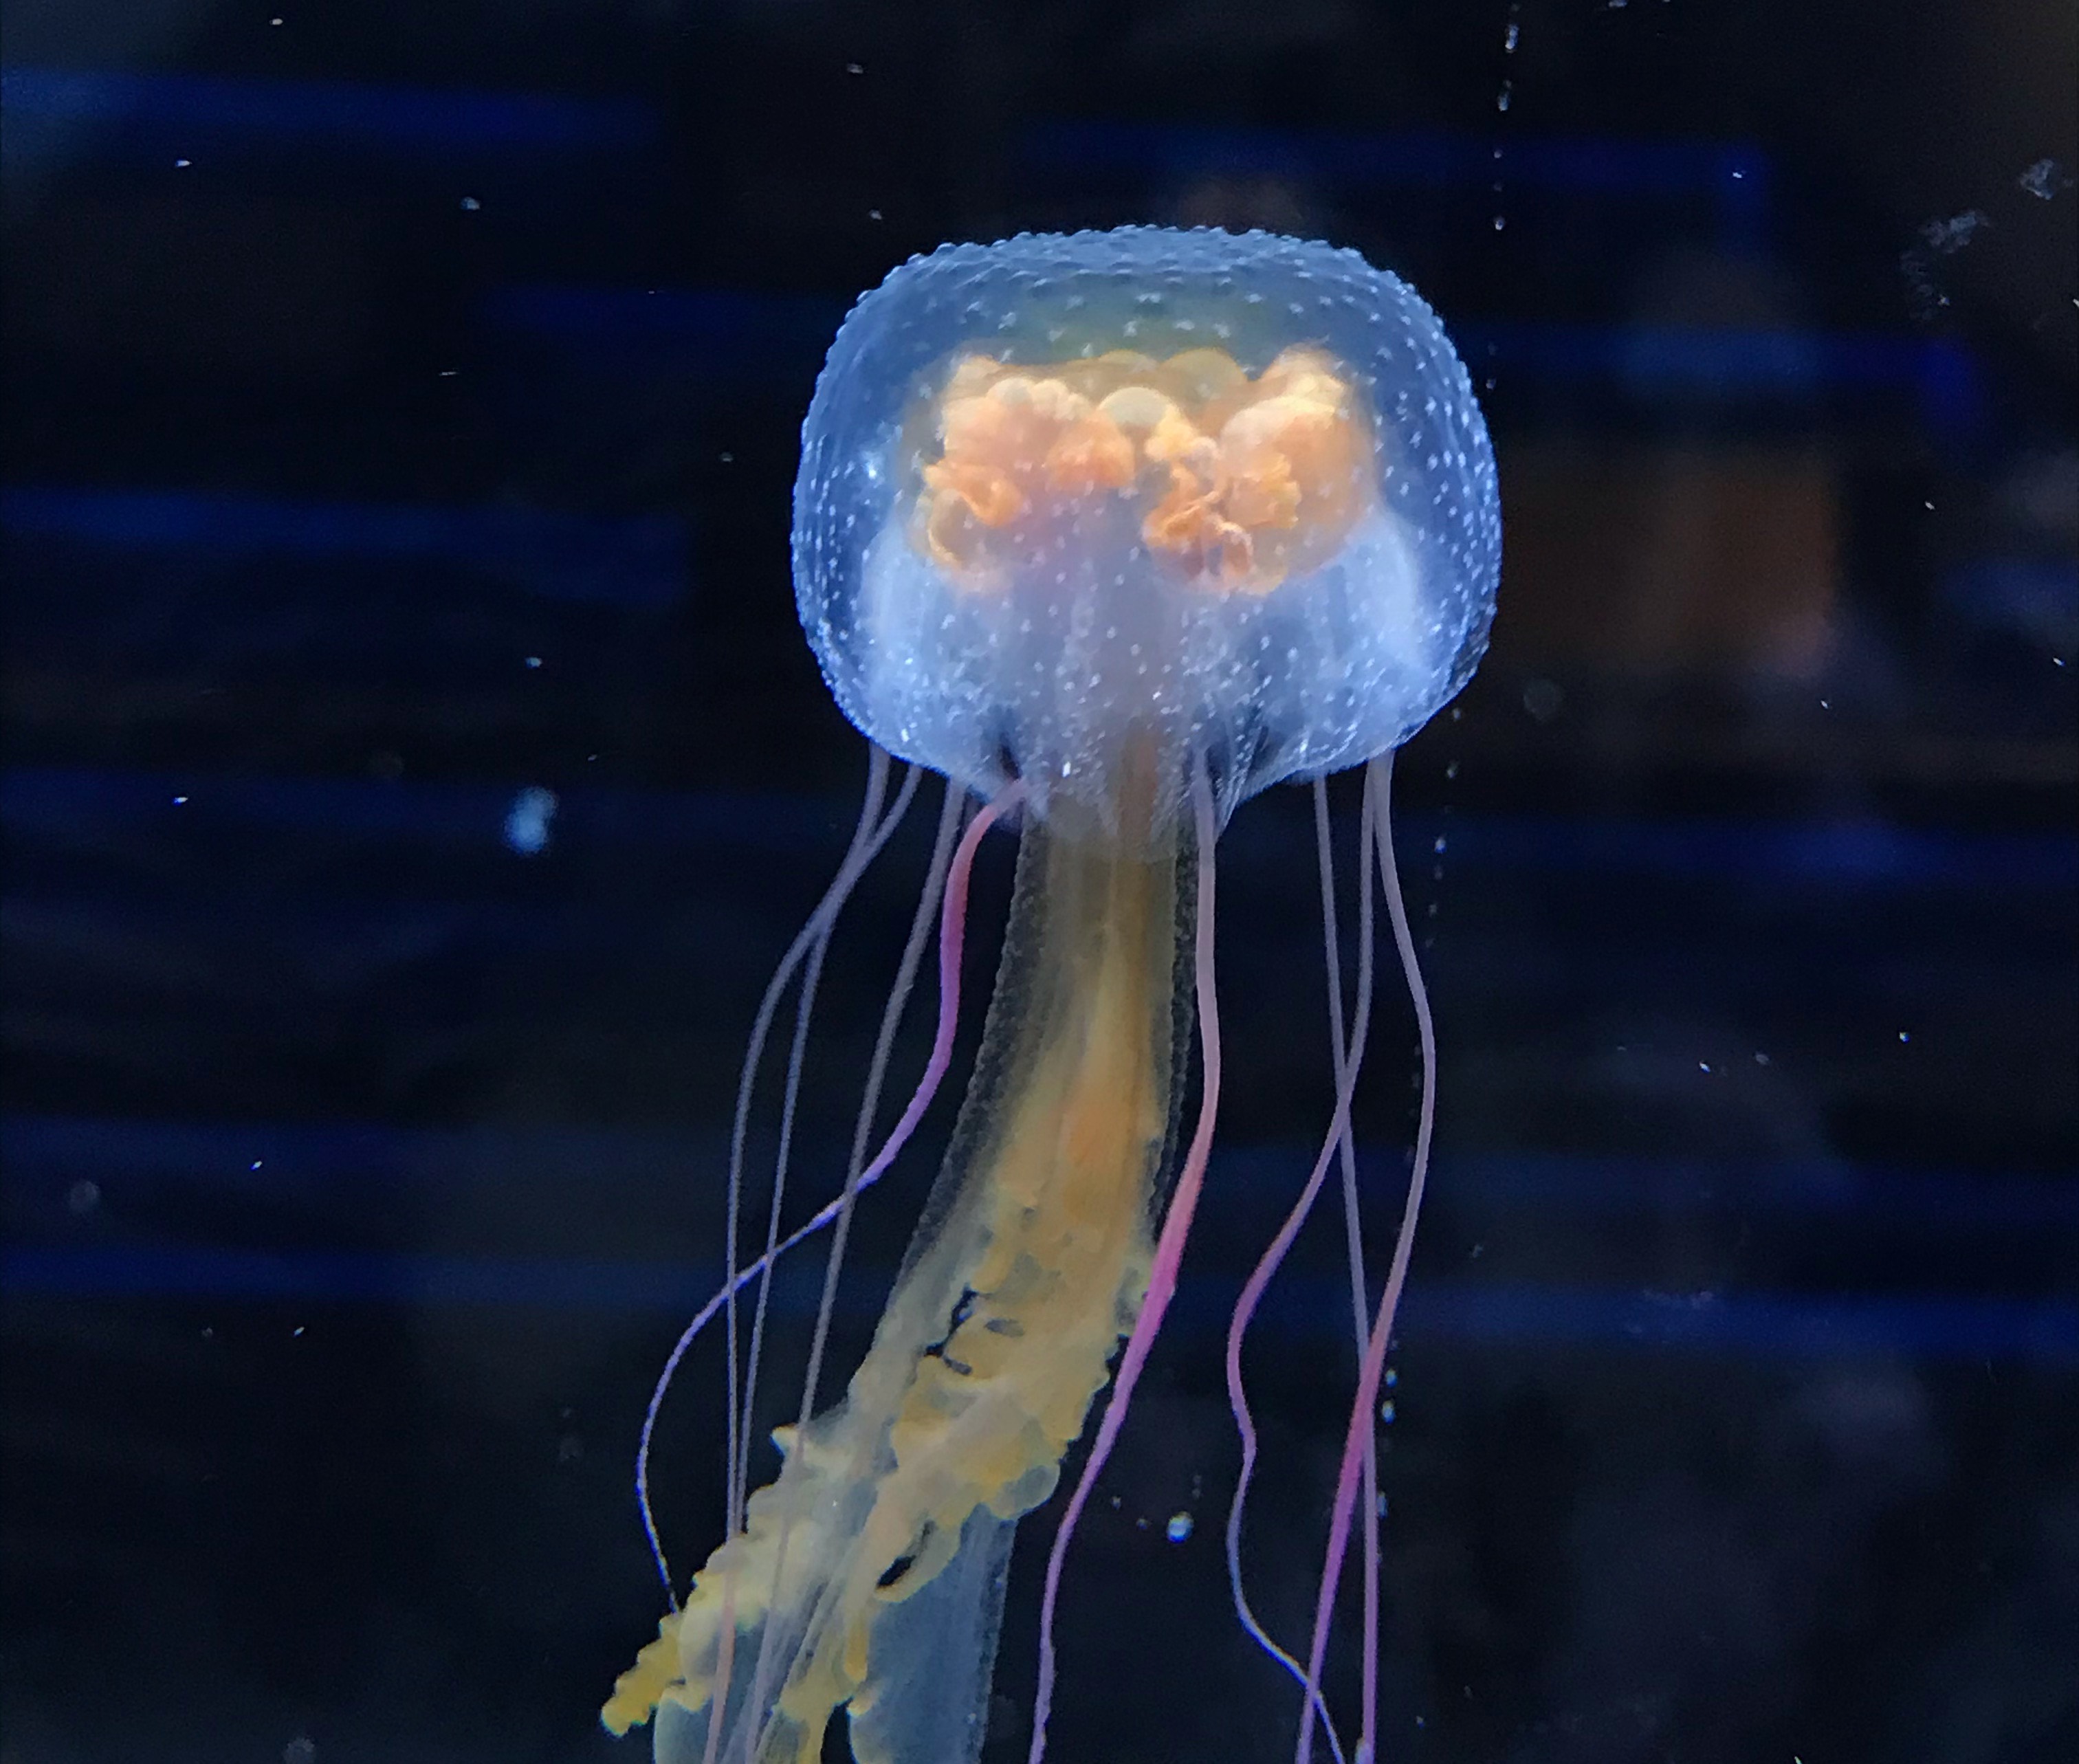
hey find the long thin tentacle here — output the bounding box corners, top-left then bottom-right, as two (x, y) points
(735, 778), (965, 1748)
(631, 778), (1021, 1611)
(728, 777), (1022, 1762)
(1297, 752), (1436, 1764)
(1218, 778), (1377, 1764)
(723, 749), (894, 1556)
(1337, 770), (1383, 1757)
(639, 750), (892, 1605)
(800, 778), (969, 1431)
(736, 763), (923, 1528)
(1027, 768), (1222, 1764)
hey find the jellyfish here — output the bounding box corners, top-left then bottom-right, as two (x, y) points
(601, 226), (1499, 1764)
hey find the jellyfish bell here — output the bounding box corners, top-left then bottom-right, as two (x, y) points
(606, 226), (1498, 1764)
(794, 226), (1501, 838)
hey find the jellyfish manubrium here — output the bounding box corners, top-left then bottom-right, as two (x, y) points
(602, 227), (1499, 1764)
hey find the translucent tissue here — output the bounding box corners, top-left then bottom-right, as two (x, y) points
(792, 226), (1500, 834)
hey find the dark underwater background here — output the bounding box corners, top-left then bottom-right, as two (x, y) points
(3, 3), (2074, 1761)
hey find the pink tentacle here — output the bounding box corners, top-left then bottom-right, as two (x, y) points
(1028, 769), (1222, 1764)
(1297, 753), (1434, 1764)
(634, 777), (1022, 1605)
(1222, 775), (1378, 1764)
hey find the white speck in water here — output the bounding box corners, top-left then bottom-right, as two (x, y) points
(505, 786), (558, 856)
(283, 1738), (316, 1764)
(1496, 82), (1512, 111)
(1898, 1030), (1911, 1044)
(2018, 157), (2069, 199)
(293, 1325), (305, 1337)
(175, 157), (192, 168)
(1755, 1052), (1771, 1066)
(1379, 1399), (1397, 1424)
(524, 655), (542, 669)
(1493, 214), (1506, 230)
(1504, 21), (1519, 49)
(1433, 835), (1447, 855)
(1166, 1512), (1194, 1543)
(846, 61), (864, 74)
(1700, 1061), (1712, 1073)
(250, 1159), (263, 1171)
(67, 1179), (100, 1215)
(460, 196), (481, 212)
(173, 795), (188, 805)
(1385, 1367), (1399, 1387)
(868, 208), (883, 221)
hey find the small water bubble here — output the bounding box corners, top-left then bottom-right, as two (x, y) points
(283, 1739), (316, 1764)
(1379, 1400), (1397, 1424)
(292, 1325), (305, 1338)
(1754, 1052), (1772, 1066)
(504, 786), (558, 857)
(1522, 678), (1563, 723)
(845, 60), (864, 74)
(524, 655), (542, 669)
(459, 196), (481, 212)
(1384, 1367), (1398, 1388)
(2018, 157), (2069, 199)
(172, 795), (189, 805)
(1699, 1061), (1712, 1073)
(67, 1179), (100, 1216)
(1504, 21), (1519, 49)
(1444, 760), (1460, 780)
(1496, 82), (1512, 111)
(1165, 1512), (1194, 1543)
(1898, 1030), (1911, 1044)
(1493, 215), (1506, 231)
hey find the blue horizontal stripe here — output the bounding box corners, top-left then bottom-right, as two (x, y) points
(3, 486), (689, 610)
(4, 1244), (2070, 1362)
(1018, 121), (1771, 208)
(10, 1114), (2074, 1233)
(1464, 320), (1984, 436)
(483, 284), (849, 362)
(0, 67), (657, 153)
(483, 281), (1974, 428)
(0, 767), (842, 857)
(5, 765), (2074, 888)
